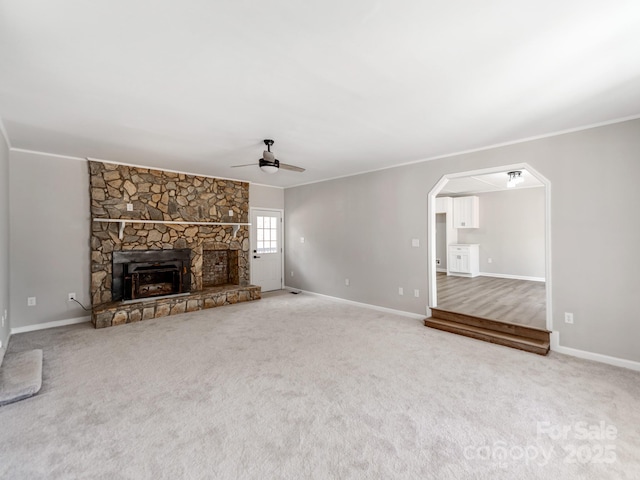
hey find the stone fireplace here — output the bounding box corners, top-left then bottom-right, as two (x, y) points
(202, 246), (239, 287)
(88, 161), (260, 328)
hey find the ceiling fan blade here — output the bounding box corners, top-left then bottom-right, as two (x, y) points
(231, 163), (257, 168)
(279, 163), (306, 172)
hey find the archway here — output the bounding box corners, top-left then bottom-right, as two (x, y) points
(427, 163), (553, 332)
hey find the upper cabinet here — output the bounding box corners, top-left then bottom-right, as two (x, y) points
(435, 196), (452, 214)
(453, 196), (479, 228)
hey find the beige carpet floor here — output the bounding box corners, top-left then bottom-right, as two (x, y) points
(1, 291), (638, 479)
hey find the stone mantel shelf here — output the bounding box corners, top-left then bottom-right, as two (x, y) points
(92, 218), (251, 240)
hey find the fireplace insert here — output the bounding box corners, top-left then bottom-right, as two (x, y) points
(112, 249), (191, 301)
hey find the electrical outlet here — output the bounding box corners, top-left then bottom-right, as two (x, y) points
(488, 258), (493, 264)
(300, 237), (305, 243)
(564, 312), (574, 324)
(398, 287), (404, 295)
(228, 209), (234, 217)
(27, 296), (36, 306)
(411, 238), (420, 247)
(68, 292), (77, 301)
(345, 278), (350, 286)
(126, 203), (133, 211)
(290, 271), (294, 277)
(414, 289), (420, 298)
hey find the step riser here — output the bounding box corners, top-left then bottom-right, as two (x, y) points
(431, 308), (550, 342)
(425, 320), (549, 355)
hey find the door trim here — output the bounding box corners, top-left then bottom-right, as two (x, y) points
(249, 207), (285, 290)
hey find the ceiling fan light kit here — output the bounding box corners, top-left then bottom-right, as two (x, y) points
(232, 139), (305, 174)
(259, 160), (279, 174)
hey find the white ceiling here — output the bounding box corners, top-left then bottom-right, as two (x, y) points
(439, 169), (543, 195)
(1, 1), (639, 188)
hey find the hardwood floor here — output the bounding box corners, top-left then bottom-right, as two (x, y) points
(435, 273), (546, 329)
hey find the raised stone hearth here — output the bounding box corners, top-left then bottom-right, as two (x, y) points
(88, 160), (260, 328)
(93, 285), (261, 328)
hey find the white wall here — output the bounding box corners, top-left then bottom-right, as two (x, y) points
(285, 169), (428, 314)
(249, 184), (284, 210)
(0, 126), (10, 350)
(457, 187), (545, 279)
(9, 151), (91, 328)
(285, 118), (640, 363)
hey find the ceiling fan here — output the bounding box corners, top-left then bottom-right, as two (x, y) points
(232, 139), (305, 174)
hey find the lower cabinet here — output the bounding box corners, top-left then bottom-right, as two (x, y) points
(448, 244), (480, 277)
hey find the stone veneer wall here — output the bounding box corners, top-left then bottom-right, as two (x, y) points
(89, 161), (253, 324)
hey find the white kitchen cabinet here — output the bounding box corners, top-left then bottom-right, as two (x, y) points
(453, 196), (479, 228)
(435, 196), (451, 214)
(448, 244), (480, 277)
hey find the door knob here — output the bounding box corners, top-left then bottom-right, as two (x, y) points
(253, 255), (261, 259)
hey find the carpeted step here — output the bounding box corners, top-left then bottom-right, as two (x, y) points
(0, 349), (43, 407)
(425, 317), (550, 355)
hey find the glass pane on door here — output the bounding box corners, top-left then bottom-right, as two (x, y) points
(256, 216), (278, 253)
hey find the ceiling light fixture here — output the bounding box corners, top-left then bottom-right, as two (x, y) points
(507, 171), (524, 188)
(259, 162), (279, 174)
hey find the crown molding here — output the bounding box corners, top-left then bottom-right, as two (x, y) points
(285, 114), (640, 189)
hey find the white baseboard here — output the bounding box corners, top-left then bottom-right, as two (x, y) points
(479, 272), (545, 282)
(550, 331), (640, 372)
(436, 268), (447, 273)
(283, 286), (425, 320)
(11, 316), (91, 335)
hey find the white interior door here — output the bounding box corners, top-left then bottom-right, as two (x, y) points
(250, 209), (283, 292)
